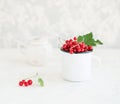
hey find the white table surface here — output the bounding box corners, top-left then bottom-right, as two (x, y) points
(0, 48), (120, 104)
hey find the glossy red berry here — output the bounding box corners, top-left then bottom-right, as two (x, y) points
(70, 51), (73, 54)
(69, 41), (72, 46)
(63, 44), (67, 49)
(24, 81), (28, 87)
(27, 80), (33, 85)
(80, 42), (86, 48)
(77, 48), (81, 52)
(73, 49), (77, 52)
(81, 48), (85, 52)
(69, 48), (73, 54)
(69, 39), (73, 42)
(22, 80), (25, 83)
(65, 40), (69, 44)
(19, 81), (23, 86)
(74, 37), (77, 40)
(73, 41), (77, 45)
(88, 46), (93, 51)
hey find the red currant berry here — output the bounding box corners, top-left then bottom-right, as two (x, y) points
(69, 39), (73, 42)
(85, 45), (88, 50)
(73, 37), (77, 40)
(80, 42), (86, 48)
(70, 51), (73, 54)
(62, 44), (67, 50)
(69, 41), (73, 45)
(76, 45), (80, 49)
(69, 44), (73, 47)
(22, 80), (25, 83)
(81, 48), (85, 52)
(65, 40), (69, 44)
(19, 81), (23, 86)
(88, 46), (93, 51)
(23, 81), (28, 87)
(77, 48), (81, 52)
(73, 49), (77, 53)
(27, 80), (33, 85)
(69, 49), (73, 54)
(73, 41), (77, 45)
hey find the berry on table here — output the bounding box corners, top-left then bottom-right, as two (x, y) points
(22, 80), (25, 83)
(19, 81), (23, 86)
(19, 79), (33, 87)
(27, 80), (33, 85)
(23, 81), (28, 87)
(18, 73), (44, 87)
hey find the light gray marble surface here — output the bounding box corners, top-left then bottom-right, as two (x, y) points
(0, 0), (120, 48)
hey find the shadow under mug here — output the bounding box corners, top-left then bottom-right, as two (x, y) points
(61, 51), (100, 82)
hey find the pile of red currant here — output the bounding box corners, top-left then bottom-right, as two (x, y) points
(61, 37), (93, 54)
(19, 79), (33, 87)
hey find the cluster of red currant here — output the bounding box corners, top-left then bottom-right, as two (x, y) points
(19, 79), (33, 87)
(18, 73), (44, 87)
(61, 37), (93, 54)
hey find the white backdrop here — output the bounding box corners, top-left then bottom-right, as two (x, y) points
(0, 0), (120, 48)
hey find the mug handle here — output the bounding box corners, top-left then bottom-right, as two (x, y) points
(92, 55), (101, 68)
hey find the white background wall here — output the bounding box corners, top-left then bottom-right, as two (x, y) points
(0, 0), (120, 48)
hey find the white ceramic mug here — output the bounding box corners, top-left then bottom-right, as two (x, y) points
(61, 51), (100, 82)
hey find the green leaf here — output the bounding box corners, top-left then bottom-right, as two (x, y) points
(85, 32), (93, 39)
(77, 36), (83, 42)
(38, 78), (44, 87)
(86, 39), (96, 46)
(77, 32), (103, 46)
(83, 33), (94, 45)
(95, 40), (103, 45)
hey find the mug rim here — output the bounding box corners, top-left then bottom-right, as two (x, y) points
(60, 49), (93, 55)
